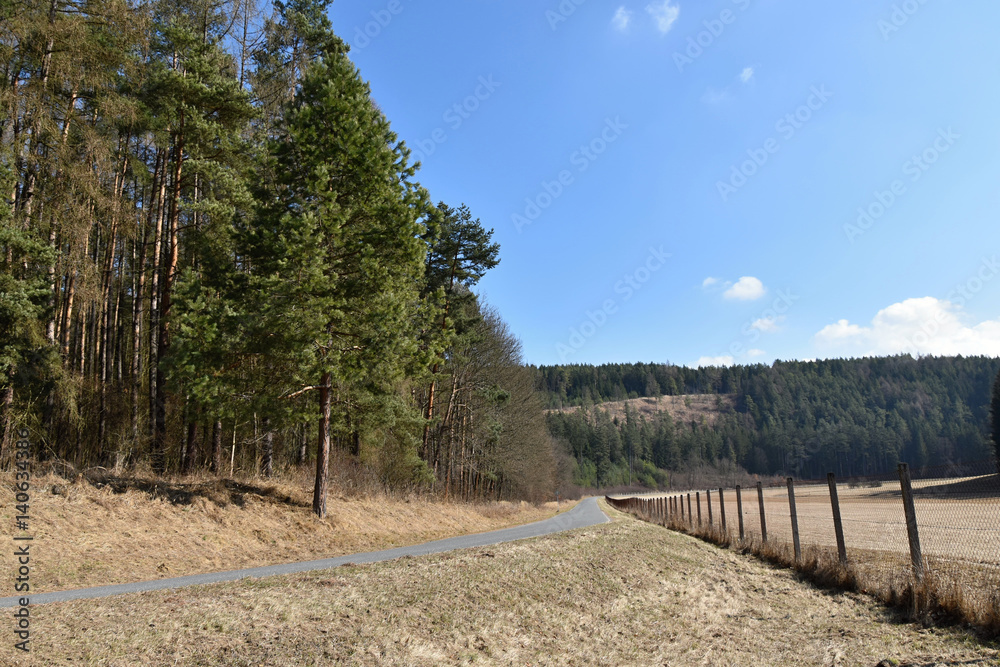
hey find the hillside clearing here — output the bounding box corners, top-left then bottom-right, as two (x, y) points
(552, 393), (737, 428)
(8, 501), (998, 666)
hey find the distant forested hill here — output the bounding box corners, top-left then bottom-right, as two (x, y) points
(535, 356), (1000, 487)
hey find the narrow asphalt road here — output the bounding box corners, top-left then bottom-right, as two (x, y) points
(1, 496), (609, 607)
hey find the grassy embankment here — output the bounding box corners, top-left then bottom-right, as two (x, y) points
(0, 465), (565, 594)
(4, 498), (999, 666)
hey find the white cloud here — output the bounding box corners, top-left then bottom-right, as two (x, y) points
(646, 1), (680, 34)
(701, 87), (732, 105)
(740, 66), (755, 83)
(695, 355), (735, 368)
(751, 315), (785, 333)
(702, 277), (719, 288)
(723, 276), (766, 301)
(814, 297), (1000, 357)
(612, 6), (632, 31)
(747, 349), (766, 358)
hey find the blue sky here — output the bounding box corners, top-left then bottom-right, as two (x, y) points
(328, 0), (1000, 368)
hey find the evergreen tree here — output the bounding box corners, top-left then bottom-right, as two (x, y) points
(246, 12), (428, 516)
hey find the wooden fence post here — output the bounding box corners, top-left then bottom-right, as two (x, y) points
(898, 463), (924, 582)
(696, 491), (702, 527)
(757, 481), (768, 543)
(735, 485), (745, 541)
(787, 477), (801, 563)
(827, 472), (848, 566)
(707, 489), (713, 526)
(718, 488), (727, 533)
(687, 493), (693, 528)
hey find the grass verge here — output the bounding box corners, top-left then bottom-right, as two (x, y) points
(0, 466), (566, 594)
(4, 502), (999, 666)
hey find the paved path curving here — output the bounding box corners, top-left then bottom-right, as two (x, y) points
(1, 496), (609, 607)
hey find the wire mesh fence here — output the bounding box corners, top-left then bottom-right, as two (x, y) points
(606, 458), (1000, 630)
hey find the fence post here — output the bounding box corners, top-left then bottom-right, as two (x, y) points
(787, 478), (801, 562)
(827, 472), (848, 566)
(757, 481), (768, 543)
(898, 463), (924, 582)
(735, 485), (745, 541)
(687, 493), (693, 528)
(696, 492), (702, 527)
(718, 488), (727, 533)
(707, 489), (713, 526)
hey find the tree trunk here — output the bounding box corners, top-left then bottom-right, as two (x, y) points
(261, 417), (273, 478)
(153, 128), (183, 474)
(130, 221), (147, 444)
(0, 385), (12, 467)
(182, 420), (198, 474)
(148, 151), (166, 455)
(210, 419), (222, 474)
(297, 423), (308, 465)
(313, 372), (331, 518)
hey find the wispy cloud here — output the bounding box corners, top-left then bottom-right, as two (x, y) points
(701, 87), (732, 105)
(747, 349), (766, 358)
(612, 6), (633, 31)
(723, 276), (766, 301)
(646, 1), (680, 34)
(751, 315), (785, 333)
(702, 277), (719, 288)
(739, 66), (755, 83)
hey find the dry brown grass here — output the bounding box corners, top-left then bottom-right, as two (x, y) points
(0, 465), (564, 594)
(622, 487), (1000, 636)
(4, 502), (998, 666)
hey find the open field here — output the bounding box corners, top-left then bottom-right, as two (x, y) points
(5, 501), (998, 666)
(642, 475), (1000, 565)
(630, 475), (1000, 627)
(0, 468), (565, 594)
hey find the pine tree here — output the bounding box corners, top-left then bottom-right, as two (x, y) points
(246, 12), (428, 516)
(0, 161), (58, 460)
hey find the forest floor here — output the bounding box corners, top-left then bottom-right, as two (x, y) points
(0, 466), (563, 595)
(6, 500), (1000, 666)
